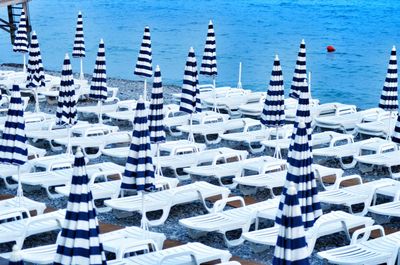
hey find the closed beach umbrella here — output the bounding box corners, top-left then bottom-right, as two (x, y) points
(26, 31), (45, 113)
(261, 55), (285, 157)
(392, 115), (400, 144)
(13, 10), (29, 72)
(149, 65), (166, 176)
(289, 39), (307, 99)
(89, 39), (107, 123)
(8, 245), (23, 265)
(293, 79), (313, 139)
(273, 183), (310, 265)
(285, 119), (322, 229)
(56, 54), (77, 154)
(379, 46), (398, 139)
(53, 148), (107, 265)
(122, 97), (155, 231)
(72, 11), (86, 80)
(0, 85), (27, 203)
(180, 47), (200, 142)
(134, 26), (153, 101)
(200, 20), (218, 110)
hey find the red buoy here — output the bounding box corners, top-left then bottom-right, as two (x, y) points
(327, 45), (335, 52)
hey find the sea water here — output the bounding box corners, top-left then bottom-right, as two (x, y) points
(1, 0), (399, 108)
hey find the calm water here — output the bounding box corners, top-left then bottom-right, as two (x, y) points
(1, 0), (400, 108)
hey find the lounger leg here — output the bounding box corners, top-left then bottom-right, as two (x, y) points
(147, 208), (172, 226)
(340, 156), (357, 169)
(248, 142), (265, 154)
(3, 177), (17, 189)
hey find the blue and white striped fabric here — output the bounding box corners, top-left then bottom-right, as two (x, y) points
(200, 20), (217, 77)
(26, 31), (45, 91)
(0, 85), (27, 166)
(195, 81), (202, 113)
(392, 114), (400, 144)
(261, 54), (285, 127)
(12, 10), (28, 53)
(149, 65), (166, 144)
(121, 97), (155, 191)
(56, 54), (77, 126)
(72, 11), (85, 58)
(379, 46), (398, 111)
(134, 26), (153, 78)
(289, 39), (307, 99)
(293, 79), (313, 139)
(53, 149), (107, 265)
(273, 183), (310, 265)
(89, 39), (107, 101)
(180, 47), (199, 114)
(283, 119), (322, 229)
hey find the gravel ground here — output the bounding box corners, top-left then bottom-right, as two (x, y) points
(0, 64), (398, 264)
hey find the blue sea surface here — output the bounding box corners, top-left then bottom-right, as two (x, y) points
(1, 0), (400, 108)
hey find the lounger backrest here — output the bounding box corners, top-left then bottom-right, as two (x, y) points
(212, 153), (242, 165)
(335, 105), (357, 116)
(0, 207), (30, 223)
(116, 239), (158, 260)
(159, 250), (199, 265)
(350, 225), (385, 245)
(89, 170), (122, 185)
(173, 145), (200, 155)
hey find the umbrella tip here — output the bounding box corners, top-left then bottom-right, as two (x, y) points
(12, 245), (19, 252)
(275, 54), (279, 60)
(209, 19), (213, 25)
(287, 182), (297, 196)
(189, 46), (194, 52)
(298, 121), (306, 129)
(100, 38), (104, 44)
(75, 147), (83, 156)
(64, 53), (70, 59)
(301, 39), (305, 44)
(392, 45), (396, 51)
(156, 65), (160, 71)
(78, 10), (82, 15)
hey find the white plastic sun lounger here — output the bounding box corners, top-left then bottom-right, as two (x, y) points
(262, 131), (352, 154)
(102, 140), (206, 163)
(220, 124), (293, 154)
(179, 196), (280, 247)
(185, 155), (286, 189)
(238, 98), (298, 118)
(55, 173), (179, 212)
(152, 147), (247, 181)
(355, 115), (397, 138)
(164, 110), (229, 137)
(286, 102), (355, 123)
(0, 111), (54, 132)
(0, 196), (46, 215)
(2, 227), (166, 264)
(108, 242), (232, 265)
(0, 208), (65, 247)
(355, 150), (400, 178)
(313, 137), (396, 169)
(172, 85), (248, 102)
(318, 176), (399, 215)
(177, 117), (259, 145)
(233, 164), (342, 196)
(106, 104), (179, 123)
(315, 107), (388, 134)
(14, 162), (124, 199)
(243, 210), (374, 254)
(317, 227), (400, 265)
(105, 181), (230, 226)
(368, 192), (400, 220)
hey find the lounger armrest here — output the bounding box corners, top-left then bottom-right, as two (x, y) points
(116, 239), (158, 260)
(212, 196), (246, 213)
(19, 215), (63, 248)
(329, 134), (354, 147)
(49, 161), (72, 171)
(89, 170), (122, 185)
(211, 152), (242, 165)
(337, 174), (363, 188)
(350, 225), (385, 245)
(159, 250), (198, 265)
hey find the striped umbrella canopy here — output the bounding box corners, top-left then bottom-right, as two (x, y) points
(134, 26), (153, 101)
(391, 114), (400, 144)
(0, 85), (27, 199)
(72, 11), (86, 80)
(8, 245), (23, 265)
(284, 119), (322, 229)
(273, 183), (310, 265)
(180, 47), (200, 142)
(26, 31), (45, 112)
(121, 97), (155, 191)
(89, 39), (107, 123)
(13, 10), (29, 72)
(292, 79), (313, 140)
(200, 20), (217, 77)
(53, 148), (107, 265)
(261, 54), (285, 127)
(379, 46), (398, 111)
(289, 39), (307, 99)
(56, 54), (77, 127)
(149, 65), (166, 144)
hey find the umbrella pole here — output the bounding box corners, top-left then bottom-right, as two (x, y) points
(144, 79), (147, 102)
(99, 101), (103, 124)
(79, 58), (84, 80)
(140, 191), (149, 238)
(17, 165), (22, 207)
(156, 142), (162, 177)
(274, 126), (282, 159)
(237, 62), (242, 89)
(189, 113), (194, 142)
(213, 76), (217, 112)
(308, 72), (312, 99)
(34, 90), (40, 112)
(67, 126), (71, 155)
(23, 54), (26, 73)
(387, 111), (392, 140)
